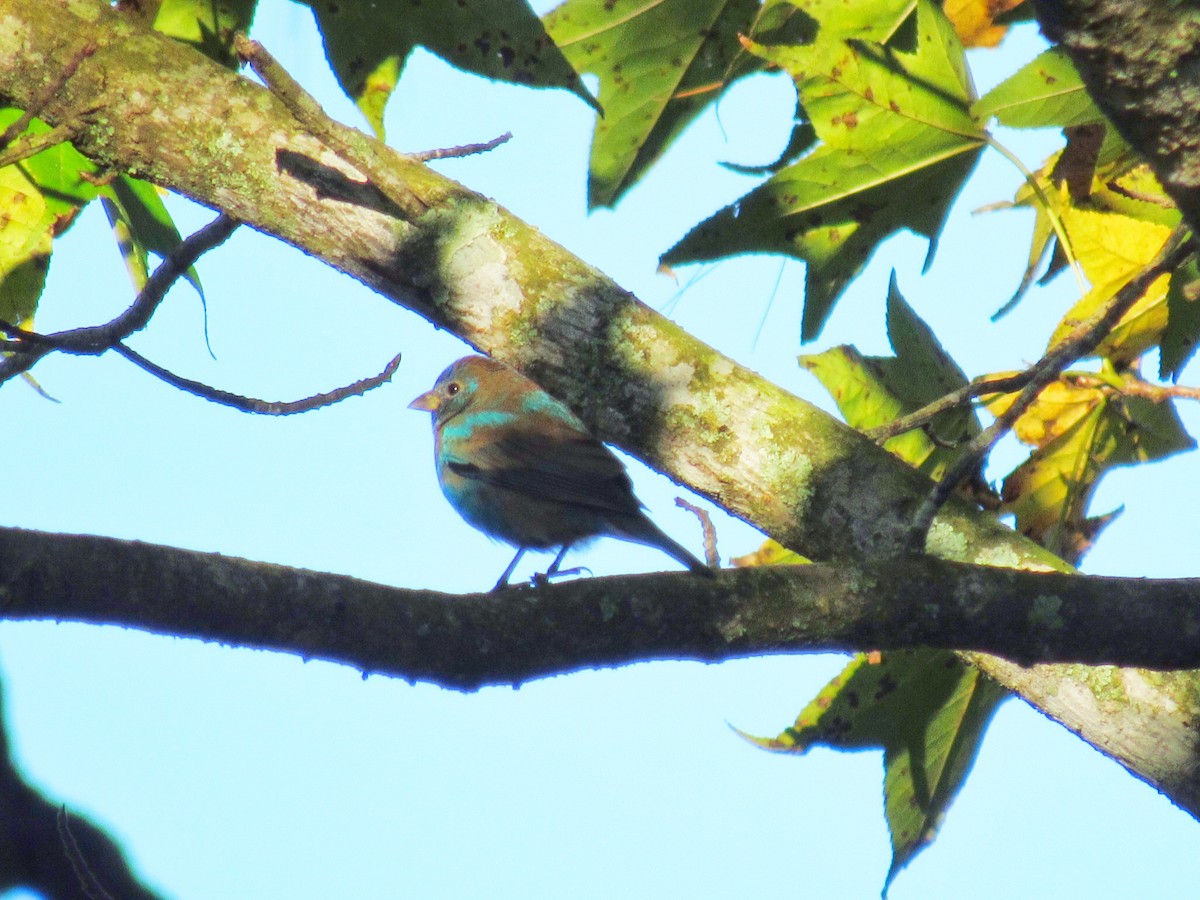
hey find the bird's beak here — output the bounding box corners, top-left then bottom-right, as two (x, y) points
(408, 389), (441, 412)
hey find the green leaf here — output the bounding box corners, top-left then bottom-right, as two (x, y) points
(662, 0), (985, 339)
(301, 0), (597, 138)
(545, 0), (760, 208)
(153, 0), (258, 69)
(972, 48), (1103, 129)
(1161, 254), (1200, 381)
(801, 274), (976, 478)
(101, 176), (203, 298)
(0, 109), (102, 325)
(883, 273), (972, 412)
(0, 165), (52, 325)
(744, 651), (1006, 895)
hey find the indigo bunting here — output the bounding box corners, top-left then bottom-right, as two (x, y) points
(409, 355), (714, 590)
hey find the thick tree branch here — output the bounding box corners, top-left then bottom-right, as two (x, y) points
(2, 527), (1199, 688)
(1032, 0), (1200, 236)
(3, 1), (1199, 812)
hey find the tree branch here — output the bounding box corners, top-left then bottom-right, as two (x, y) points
(2, 527), (1199, 689)
(1032, 0), (1200, 236)
(0, 213), (240, 383)
(3, 0), (1200, 813)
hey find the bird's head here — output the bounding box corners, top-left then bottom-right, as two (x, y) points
(408, 355), (502, 426)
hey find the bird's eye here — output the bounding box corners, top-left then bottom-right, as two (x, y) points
(445, 382), (461, 396)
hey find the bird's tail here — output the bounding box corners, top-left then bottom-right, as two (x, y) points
(614, 513), (715, 577)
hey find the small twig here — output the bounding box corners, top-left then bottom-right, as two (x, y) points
(675, 497), (720, 568)
(113, 345), (403, 414)
(1105, 179), (1175, 208)
(904, 226), (1195, 554)
(0, 213), (239, 384)
(0, 41), (96, 149)
(234, 35), (428, 222)
(57, 806), (115, 900)
(1071, 373), (1200, 403)
(412, 132), (513, 162)
(866, 370), (1034, 444)
(0, 123), (76, 169)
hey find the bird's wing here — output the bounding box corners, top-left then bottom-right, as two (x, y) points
(445, 415), (643, 516)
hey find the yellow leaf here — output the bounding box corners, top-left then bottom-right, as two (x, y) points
(1049, 207), (1173, 362)
(942, 0), (1022, 48)
(730, 539), (810, 568)
(987, 378), (1106, 448)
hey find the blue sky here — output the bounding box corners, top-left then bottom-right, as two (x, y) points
(2, 3), (1199, 898)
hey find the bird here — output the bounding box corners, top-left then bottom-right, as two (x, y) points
(409, 355), (714, 591)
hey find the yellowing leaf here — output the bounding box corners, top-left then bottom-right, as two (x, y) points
(0, 166), (53, 325)
(986, 377), (1104, 447)
(998, 372), (1193, 561)
(1049, 208), (1173, 363)
(943, 0), (1022, 48)
(730, 539), (809, 567)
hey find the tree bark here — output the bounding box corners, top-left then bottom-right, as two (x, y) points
(2, 0), (1199, 814)
(1032, 0), (1200, 235)
(4, 528), (1200, 685)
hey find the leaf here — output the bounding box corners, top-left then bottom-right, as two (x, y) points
(0, 165), (52, 325)
(1160, 254), (1200, 381)
(101, 176), (203, 298)
(972, 47), (1104, 129)
(0, 109), (102, 326)
(152, 0), (257, 68)
(545, 0), (760, 208)
(1048, 207), (1174, 365)
(743, 651), (1006, 894)
(4, 112), (100, 221)
(993, 371), (1194, 561)
(301, 0), (597, 138)
(730, 538), (810, 566)
(662, 0), (985, 340)
(800, 275), (977, 478)
(942, 0), (1023, 48)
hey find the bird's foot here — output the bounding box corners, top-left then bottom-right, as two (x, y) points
(530, 566), (592, 587)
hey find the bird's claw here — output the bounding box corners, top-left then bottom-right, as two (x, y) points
(531, 566), (592, 587)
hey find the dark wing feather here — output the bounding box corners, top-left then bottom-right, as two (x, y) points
(446, 414), (642, 516)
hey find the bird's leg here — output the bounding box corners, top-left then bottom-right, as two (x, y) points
(546, 545), (571, 576)
(531, 545), (589, 586)
(492, 547), (527, 592)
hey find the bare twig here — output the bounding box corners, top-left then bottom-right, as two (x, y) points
(412, 132), (513, 162)
(113, 345), (402, 414)
(0, 123), (76, 169)
(866, 370), (1034, 444)
(675, 497), (720, 568)
(0, 213), (239, 384)
(1105, 179), (1175, 208)
(904, 227), (1195, 554)
(1071, 373), (1200, 403)
(233, 35), (428, 221)
(0, 40), (95, 149)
